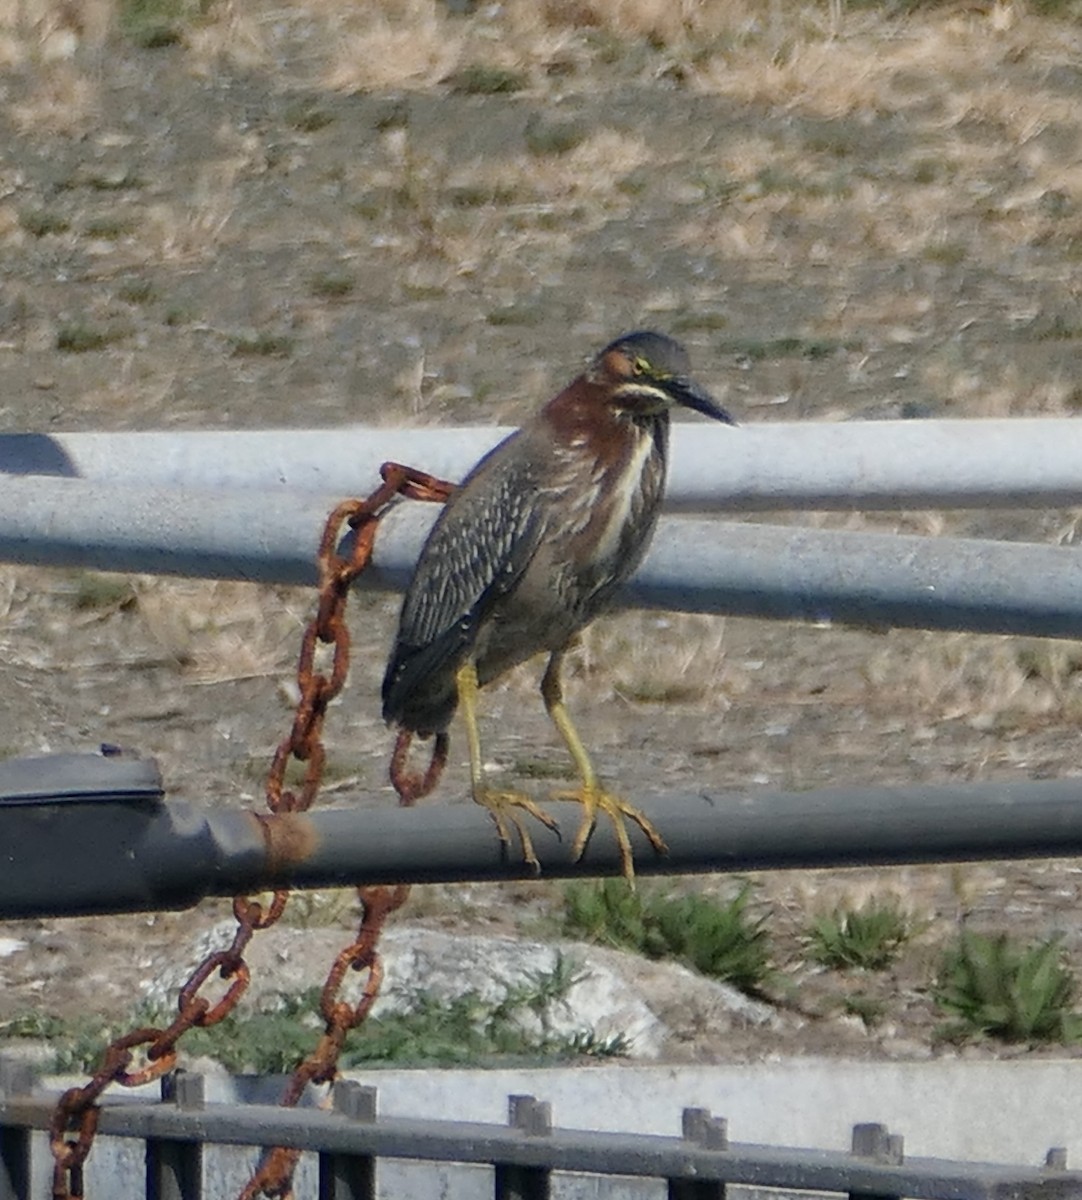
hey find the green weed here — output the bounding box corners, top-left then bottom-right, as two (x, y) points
(563, 880), (773, 994)
(19, 209), (69, 238)
(511, 756), (575, 781)
(286, 103), (335, 133)
(10, 957), (628, 1074)
(486, 305), (544, 327)
(717, 335), (849, 362)
(843, 992), (887, 1028)
(309, 271), (355, 300)
(934, 931), (1082, 1044)
(67, 572), (137, 612)
(230, 332), (294, 357)
(118, 0), (207, 48)
(56, 324), (127, 353)
(563, 878), (664, 955)
(525, 119), (587, 156)
(446, 65), (527, 95)
(807, 899), (914, 970)
(117, 279), (158, 304)
(84, 216), (138, 240)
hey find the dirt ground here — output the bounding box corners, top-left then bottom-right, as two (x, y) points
(5, 0), (1082, 1065)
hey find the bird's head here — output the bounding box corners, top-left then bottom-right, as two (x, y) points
(588, 331), (735, 425)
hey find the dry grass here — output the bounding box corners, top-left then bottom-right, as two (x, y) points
(0, 567), (306, 678)
(9, 61), (99, 134)
(861, 630), (1082, 734)
(576, 612), (733, 707)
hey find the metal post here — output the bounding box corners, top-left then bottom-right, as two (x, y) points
(0, 1126), (29, 1200)
(670, 1108), (727, 1200)
(0, 1058), (33, 1200)
(850, 1123), (904, 1200)
(495, 1096), (551, 1200)
(148, 1074), (205, 1200)
(319, 1082), (376, 1200)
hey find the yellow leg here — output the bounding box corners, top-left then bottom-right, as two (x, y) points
(541, 651), (667, 883)
(456, 663), (559, 873)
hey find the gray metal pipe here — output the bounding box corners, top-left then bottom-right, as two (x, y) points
(0, 475), (1079, 638)
(4, 419), (1082, 511)
(255, 776), (1082, 890)
(8, 768), (1082, 918)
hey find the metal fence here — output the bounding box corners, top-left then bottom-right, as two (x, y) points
(2, 1065), (1080, 1200)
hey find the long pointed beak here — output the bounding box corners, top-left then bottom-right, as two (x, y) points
(669, 376), (736, 425)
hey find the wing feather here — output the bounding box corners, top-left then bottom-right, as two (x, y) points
(382, 436), (543, 727)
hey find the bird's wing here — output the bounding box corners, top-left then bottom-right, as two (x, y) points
(382, 439), (544, 724)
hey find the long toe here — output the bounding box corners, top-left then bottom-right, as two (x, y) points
(473, 788), (560, 873)
(554, 786), (668, 883)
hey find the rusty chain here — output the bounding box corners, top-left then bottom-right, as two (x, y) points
(49, 461), (454, 1200)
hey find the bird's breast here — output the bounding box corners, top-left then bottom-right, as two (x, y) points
(585, 426), (659, 568)
(537, 419), (666, 609)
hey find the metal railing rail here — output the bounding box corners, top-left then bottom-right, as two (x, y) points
(6, 420), (1082, 511)
(8, 753), (1082, 919)
(0, 477), (1080, 638)
(1, 1072), (1078, 1200)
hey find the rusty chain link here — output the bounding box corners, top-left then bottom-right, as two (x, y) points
(49, 461), (454, 1200)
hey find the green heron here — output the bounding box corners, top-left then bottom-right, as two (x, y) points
(383, 331), (735, 879)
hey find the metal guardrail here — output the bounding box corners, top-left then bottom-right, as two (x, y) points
(0, 478), (1081, 637)
(1, 1068), (1078, 1200)
(0, 420), (1080, 637)
(8, 752), (1082, 919)
(6, 420), (1082, 511)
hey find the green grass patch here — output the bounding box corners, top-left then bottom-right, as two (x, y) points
(230, 332), (294, 358)
(1030, 313), (1082, 341)
(6, 956), (628, 1074)
(56, 324), (127, 353)
(923, 240), (967, 266)
(19, 209), (69, 238)
(117, 279), (158, 304)
(81, 167), (145, 192)
(563, 880), (772, 995)
(934, 931), (1082, 1044)
(164, 304), (196, 327)
(118, 0), (207, 47)
(66, 572), (137, 612)
(718, 335), (849, 361)
(486, 305), (544, 327)
(309, 271), (355, 300)
(446, 65), (527, 95)
(620, 681), (709, 704)
(511, 757), (575, 781)
(84, 216), (138, 240)
(806, 899), (913, 970)
(525, 119), (587, 156)
(754, 165), (850, 199)
(447, 184), (519, 208)
(670, 311), (729, 333)
(843, 992), (887, 1028)
(285, 103), (335, 133)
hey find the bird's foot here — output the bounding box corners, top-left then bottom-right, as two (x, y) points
(473, 787), (560, 874)
(552, 784), (668, 884)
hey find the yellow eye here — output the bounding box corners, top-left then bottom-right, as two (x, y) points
(632, 357), (649, 376)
